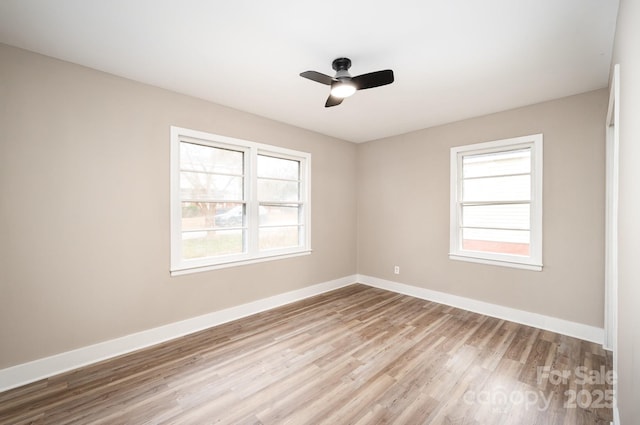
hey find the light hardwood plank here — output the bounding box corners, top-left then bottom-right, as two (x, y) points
(0, 284), (612, 424)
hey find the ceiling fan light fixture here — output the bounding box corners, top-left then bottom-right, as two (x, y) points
(300, 57), (394, 107)
(330, 81), (357, 98)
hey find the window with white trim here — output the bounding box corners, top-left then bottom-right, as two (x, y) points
(450, 134), (543, 271)
(170, 126), (311, 275)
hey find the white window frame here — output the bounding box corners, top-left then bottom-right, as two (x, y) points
(170, 126), (311, 275)
(449, 134), (543, 271)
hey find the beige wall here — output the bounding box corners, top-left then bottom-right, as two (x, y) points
(0, 44), (358, 369)
(0, 41), (612, 375)
(611, 0), (640, 422)
(357, 89), (607, 327)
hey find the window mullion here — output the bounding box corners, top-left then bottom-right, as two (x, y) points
(462, 172), (531, 180)
(246, 147), (259, 256)
(461, 226), (531, 231)
(457, 153), (464, 251)
(460, 200), (531, 206)
(299, 157), (309, 248)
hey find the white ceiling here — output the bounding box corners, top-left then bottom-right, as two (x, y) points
(0, 0), (619, 143)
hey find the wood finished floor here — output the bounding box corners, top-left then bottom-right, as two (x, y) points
(0, 284), (612, 425)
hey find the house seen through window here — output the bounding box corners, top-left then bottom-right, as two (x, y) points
(450, 134), (543, 271)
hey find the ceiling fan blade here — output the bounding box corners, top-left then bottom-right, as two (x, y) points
(352, 69), (394, 90)
(325, 95), (344, 107)
(300, 70), (334, 85)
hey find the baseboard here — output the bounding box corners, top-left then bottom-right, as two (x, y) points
(357, 274), (604, 345)
(0, 273), (605, 393)
(0, 275), (357, 393)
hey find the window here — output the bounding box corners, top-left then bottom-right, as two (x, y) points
(450, 134), (543, 271)
(170, 126), (310, 275)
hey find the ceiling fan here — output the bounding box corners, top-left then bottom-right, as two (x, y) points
(300, 58), (394, 107)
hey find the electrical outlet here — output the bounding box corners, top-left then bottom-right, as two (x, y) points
(394, 266), (400, 275)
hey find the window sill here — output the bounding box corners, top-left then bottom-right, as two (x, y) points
(449, 254), (542, 271)
(171, 250), (312, 276)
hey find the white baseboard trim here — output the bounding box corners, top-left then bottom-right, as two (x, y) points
(357, 274), (604, 345)
(0, 274), (605, 393)
(0, 275), (357, 393)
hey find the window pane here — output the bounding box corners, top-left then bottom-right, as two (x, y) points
(180, 142), (243, 175)
(180, 172), (243, 201)
(182, 229), (244, 259)
(259, 226), (300, 251)
(182, 202), (244, 230)
(463, 149), (530, 178)
(213, 204), (245, 228)
(462, 228), (530, 256)
(257, 155), (299, 180)
(462, 204), (530, 230)
(257, 179), (299, 202)
(463, 175), (530, 202)
(259, 205), (300, 226)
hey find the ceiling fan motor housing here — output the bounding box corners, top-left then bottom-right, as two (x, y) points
(332, 58), (352, 79)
